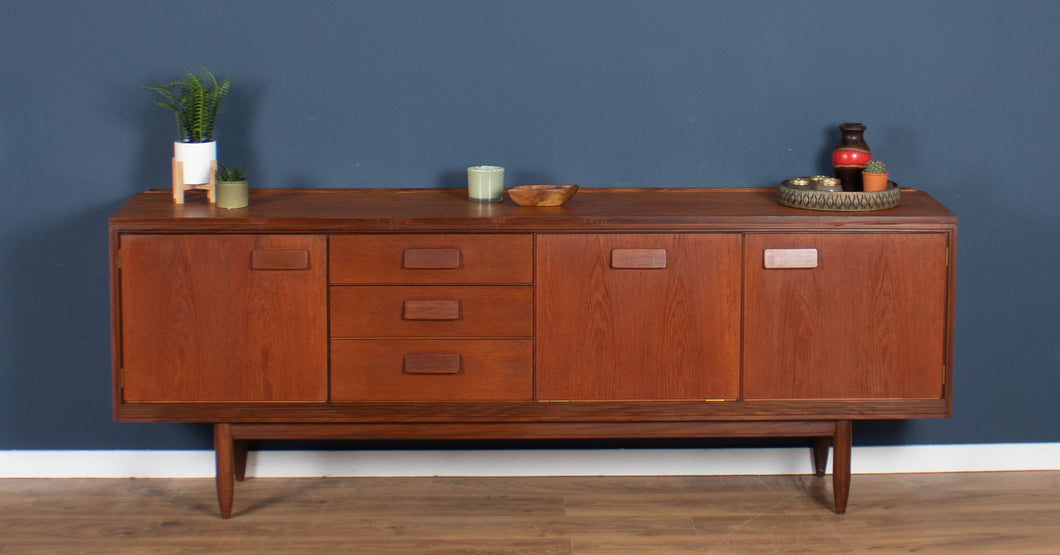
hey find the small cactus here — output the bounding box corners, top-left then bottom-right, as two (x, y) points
(864, 160), (887, 174)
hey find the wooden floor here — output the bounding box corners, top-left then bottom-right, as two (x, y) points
(1, 471), (1058, 553)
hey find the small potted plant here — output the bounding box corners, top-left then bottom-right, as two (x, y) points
(862, 160), (889, 192)
(215, 163), (248, 209)
(145, 66), (231, 186)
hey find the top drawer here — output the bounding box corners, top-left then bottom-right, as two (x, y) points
(330, 235), (533, 284)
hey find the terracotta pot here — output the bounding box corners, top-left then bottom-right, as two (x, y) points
(862, 172), (889, 192)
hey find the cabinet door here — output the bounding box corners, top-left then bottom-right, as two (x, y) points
(743, 233), (949, 399)
(536, 234), (741, 401)
(118, 235), (327, 402)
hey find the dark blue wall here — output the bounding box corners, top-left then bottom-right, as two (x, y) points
(2, 1), (1058, 449)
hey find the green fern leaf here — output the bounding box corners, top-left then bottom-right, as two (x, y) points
(145, 66), (230, 143)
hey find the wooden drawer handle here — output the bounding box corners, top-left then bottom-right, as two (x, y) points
(764, 248), (818, 269)
(250, 249), (310, 270)
(403, 353), (462, 374)
(611, 248), (667, 269)
(403, 299), (462, 320)
(403, 248), (461, 269)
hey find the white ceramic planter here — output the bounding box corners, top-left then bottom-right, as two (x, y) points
(173, 141), (217, 185)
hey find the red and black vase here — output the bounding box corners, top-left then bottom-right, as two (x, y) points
(832, 122), (872, 192)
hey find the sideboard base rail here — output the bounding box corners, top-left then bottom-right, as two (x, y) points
(213, 420), (853, 518)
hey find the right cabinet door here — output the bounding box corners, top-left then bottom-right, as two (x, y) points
(743, 233), (950, 399)
(536, 234), (741, 401)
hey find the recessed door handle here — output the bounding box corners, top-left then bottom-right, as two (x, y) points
(402, 299), (462, 320)
(250, 249), (310, 270)
(611, 248), (667, 269)
(403, 248), (461, 269)
(764, 248), (818, 269)
(403, 353), (462, 374)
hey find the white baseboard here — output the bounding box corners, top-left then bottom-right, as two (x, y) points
(1, 444), (1057, 479)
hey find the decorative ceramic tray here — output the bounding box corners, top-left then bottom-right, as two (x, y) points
(778, 177), (901, 211)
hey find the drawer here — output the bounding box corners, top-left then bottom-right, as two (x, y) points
(330, 234), (533, 284)
(330, 285), (533, 338)
(331, 339), (533, 401)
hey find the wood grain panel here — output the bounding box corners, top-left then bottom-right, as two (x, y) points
(119, 234), (327, 402)
(331, 285), (532, 338)
(536, 234), (741, 401)
(330, 234), (532, 284)
(743, 233), (949, 399)
(331, 339), (532, 401)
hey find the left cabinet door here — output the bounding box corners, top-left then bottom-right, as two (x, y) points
(118, 235), (328, 402)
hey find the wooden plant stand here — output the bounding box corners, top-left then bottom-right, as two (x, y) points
(172, 158), (217, 204)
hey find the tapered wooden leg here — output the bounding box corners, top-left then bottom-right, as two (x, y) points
(832, 420), (852, 514)
(213, 423), (235, 518)
(234, 440), (249, 482)
(811, 436), (830, 477)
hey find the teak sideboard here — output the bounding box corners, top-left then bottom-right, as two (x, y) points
(109, 187), (957, 518)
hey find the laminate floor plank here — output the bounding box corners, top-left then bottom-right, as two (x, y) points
(1, 471), (1058, 554)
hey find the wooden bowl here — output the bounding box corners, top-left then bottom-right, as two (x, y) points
(506, 185), (578, 207)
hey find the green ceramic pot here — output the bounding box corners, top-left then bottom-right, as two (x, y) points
(216, 179), (248, 209)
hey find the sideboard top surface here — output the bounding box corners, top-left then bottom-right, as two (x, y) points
(110, 187), (957, 232)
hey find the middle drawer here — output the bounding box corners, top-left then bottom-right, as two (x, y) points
(330, 285), (533, 338)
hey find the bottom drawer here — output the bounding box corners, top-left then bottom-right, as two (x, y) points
(331, 339), (533, 401)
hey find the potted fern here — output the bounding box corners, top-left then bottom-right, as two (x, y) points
(215, 163), (248, 209)
(145, 66), (231, 185)
(862, 160), (889, 192)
